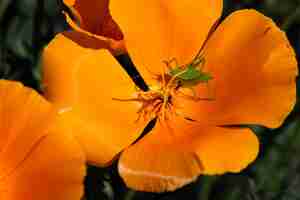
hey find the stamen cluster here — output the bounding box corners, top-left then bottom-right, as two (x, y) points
(113, 56), (214, 122)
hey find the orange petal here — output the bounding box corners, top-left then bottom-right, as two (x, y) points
(72, 0), (122, 40)
(63, 17), (125, 55)
(43, 34), (148, 166)
(0, 118), (86, 200)
(110, 0), (223, 75)
(0, 80), (56, 179)
(63, 0), (124, 53)
(119, 117), (258, 192)
(178, 10), (298, 128)
(119, 121), (203, 192)
(192, 127), (259, 175)
(64, 0), (75, 6)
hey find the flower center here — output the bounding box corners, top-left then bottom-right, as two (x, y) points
(113, 55), (214, 122)
(134, 78), (178, 122)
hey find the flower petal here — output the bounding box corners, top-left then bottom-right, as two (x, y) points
(62, 18), (125, 55)
(72, 0), (122, 39)
(63, 0), (124, 52)
(119, 117), (258, 192)
(0, 119), (85, 200)
(193, 127), (259, 175)
(110, 0), (223, 75)
(64, 0), (75, 6)
(0, 80), (85, 200)
(43, 34), (148, 166)
(178, 10), (298, 128)
(119, 121), (203, 192)
(0, 80), (56, 179)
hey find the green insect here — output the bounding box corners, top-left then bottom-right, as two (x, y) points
(165, 56), (215, 101)
(166, 17), (221, 96)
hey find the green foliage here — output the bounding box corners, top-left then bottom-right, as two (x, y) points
(0, 0), (68, 89)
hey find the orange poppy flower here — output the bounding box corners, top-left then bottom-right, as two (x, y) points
(0, 80), (85, 199)
(62, 0), (125, 55)
(43, 0), (298, 192)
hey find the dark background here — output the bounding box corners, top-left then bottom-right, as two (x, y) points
(0, 0), (300, 199)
